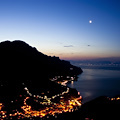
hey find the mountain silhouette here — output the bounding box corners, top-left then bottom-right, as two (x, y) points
(0, 40), (82, 99)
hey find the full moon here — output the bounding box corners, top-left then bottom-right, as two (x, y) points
(89, 20), (92, 23)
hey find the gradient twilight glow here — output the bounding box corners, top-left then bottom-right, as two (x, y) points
(0, 0), (120, 60)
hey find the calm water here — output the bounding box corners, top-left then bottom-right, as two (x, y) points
(68, 68), (120, 103)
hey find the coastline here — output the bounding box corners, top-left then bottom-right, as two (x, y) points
(67, 67), (120, 104)
(1, 40), (120, 119)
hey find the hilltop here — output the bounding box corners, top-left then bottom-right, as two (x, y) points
(0, 40), (82, 99)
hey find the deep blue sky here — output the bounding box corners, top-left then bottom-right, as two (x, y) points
(0, 0), (120, 60)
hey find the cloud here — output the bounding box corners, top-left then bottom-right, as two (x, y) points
(64, 45), (74, 47)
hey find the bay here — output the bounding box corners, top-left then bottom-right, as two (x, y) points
(67, 68), (120, 103)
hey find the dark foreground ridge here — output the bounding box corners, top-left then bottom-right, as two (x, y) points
(52, 96), (120, 120)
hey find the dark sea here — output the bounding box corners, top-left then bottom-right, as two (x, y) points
(68, 66), (120, 103)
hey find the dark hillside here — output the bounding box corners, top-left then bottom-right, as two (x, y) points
(0, 40), (82, 98)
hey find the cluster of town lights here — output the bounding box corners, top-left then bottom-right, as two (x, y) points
(0, 85), (82, 119)
(110, 97), (120, 101)
(1, 78), (120, 120)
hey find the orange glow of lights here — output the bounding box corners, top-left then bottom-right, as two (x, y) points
(0, 86), (82, 119)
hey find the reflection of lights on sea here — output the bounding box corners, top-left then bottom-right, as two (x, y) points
(70, 81), (74, 88)
(71, 81), (74, 84)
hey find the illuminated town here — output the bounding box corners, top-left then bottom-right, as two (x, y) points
(0, 77), (82, 119)
(1, 75), (120, 120)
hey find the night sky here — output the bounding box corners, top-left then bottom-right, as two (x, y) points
(0, 0), (120, 60)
